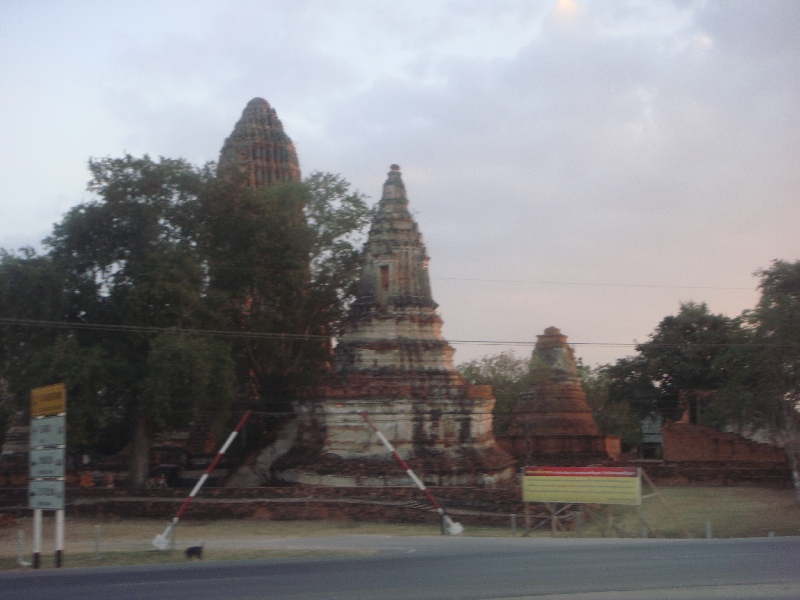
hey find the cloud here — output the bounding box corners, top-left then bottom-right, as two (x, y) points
(1, 0), (798, 366)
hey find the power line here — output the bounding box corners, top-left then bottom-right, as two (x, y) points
(436, 277), (754, 291)
(0, 317), (330, 341)
(1, 317), (799, 348)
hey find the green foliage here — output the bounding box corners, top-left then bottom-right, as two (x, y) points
(458, 351), (532, 436)
(577, 361), (642, 446)
(0, 155), (236, 485)
(605, 302), (739, 421)
(711, 261), (800, 440)
(0, 154), (372, 485)
(196, 170), (372, 403)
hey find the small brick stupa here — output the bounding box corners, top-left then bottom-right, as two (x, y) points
(509, 327), (620, 463)
(219, 97), (301, 187)
(275, 165), (515, 486)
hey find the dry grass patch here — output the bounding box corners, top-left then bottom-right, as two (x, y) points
(539, 486), (800, 539)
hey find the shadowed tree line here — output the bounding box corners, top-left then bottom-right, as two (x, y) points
(457, 261), (800, 503)
(0, 155), (371, 487)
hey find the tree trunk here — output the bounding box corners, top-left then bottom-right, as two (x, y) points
(129, 413), (151, 488)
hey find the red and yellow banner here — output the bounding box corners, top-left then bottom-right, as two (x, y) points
(523, 466), (641, 505)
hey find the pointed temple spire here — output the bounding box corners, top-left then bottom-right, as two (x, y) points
(280, 165), (516, 486)
(513, 327), (600, 436)
(334, 165), (455, 373)
(219, 98), (301, 187)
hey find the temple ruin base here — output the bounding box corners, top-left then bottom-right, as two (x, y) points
(273, 374), (516, 487)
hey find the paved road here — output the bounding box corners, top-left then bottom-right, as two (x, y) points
(2, 535), (799, 600)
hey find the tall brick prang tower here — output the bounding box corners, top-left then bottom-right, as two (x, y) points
(219, 97), (301, 187)
(275, 165), (516, 486)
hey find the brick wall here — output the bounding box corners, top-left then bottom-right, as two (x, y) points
(663, 422), (787, 463)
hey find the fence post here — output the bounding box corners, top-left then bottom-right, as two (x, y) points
(510, 514), (516, 537)
(94, 525), (100, 559)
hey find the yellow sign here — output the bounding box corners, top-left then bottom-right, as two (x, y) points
(523, 466), (641, 506)
(30, 384), (66, 418)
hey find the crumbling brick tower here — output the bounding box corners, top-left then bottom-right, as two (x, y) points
(508, 327), (620, 463)
(219, 97), (301, 187)
(275, 165), (516, 486)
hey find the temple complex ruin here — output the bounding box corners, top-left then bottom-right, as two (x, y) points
(219, 97), (301, 187)
(274, 165), (515, 486)
(506, 327), (620, 463)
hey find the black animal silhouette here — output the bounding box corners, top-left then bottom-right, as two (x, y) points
(185, 544), (204, 560)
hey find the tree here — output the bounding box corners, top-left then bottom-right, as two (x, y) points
(711, 260), (800, 502)
(605, 302), (739, 421)
(197, 170), (372, 407)
(458, 351), (532, 436)
(41, 155), (234, 486)
(0, 155), (372, 485)
(577, 361), (643, 447)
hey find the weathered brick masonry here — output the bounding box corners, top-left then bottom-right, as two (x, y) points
(663, 422), (788, 463)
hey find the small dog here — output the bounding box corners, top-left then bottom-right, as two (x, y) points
(185, 543), (204, 560)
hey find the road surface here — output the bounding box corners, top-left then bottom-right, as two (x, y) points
(2, 535), (798, 599)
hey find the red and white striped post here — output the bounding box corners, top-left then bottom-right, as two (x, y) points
(153, 410), (253, 550)
(360, 411), (463, 535)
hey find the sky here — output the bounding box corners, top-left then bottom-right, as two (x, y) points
(1, 0), (798, 367)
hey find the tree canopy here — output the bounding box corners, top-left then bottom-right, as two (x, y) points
(0, 154), (371, 486)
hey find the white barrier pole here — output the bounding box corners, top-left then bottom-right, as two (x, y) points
(152, 410), (253, 550)
(55, 509), (64, 567)
(32, 509), (42, 568)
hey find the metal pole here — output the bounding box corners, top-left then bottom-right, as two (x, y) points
(55, 509), (64, 567)
(17, 529), (29, 566)
(705, 521), (712, 539)
(33, 509), (42, 569)
(94, 525), (100, 559)
(511, 514), (516, 537)
(576, 506), (583, 538)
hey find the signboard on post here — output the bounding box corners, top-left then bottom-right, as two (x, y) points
(30, 384), (66, 418)
(31, 383), (67, 419)
(29, 448), (66, 479)
(28, 480), (65, 510)
(523, 466), (641, 506)
(30, 415), (66, 448)
(28, 383), (67, 568)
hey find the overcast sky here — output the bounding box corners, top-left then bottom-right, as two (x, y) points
(1, 0), (798, 366)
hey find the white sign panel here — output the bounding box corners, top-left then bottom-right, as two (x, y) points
(29, 480), (65, 510)
(30, 415), (65, 448)
(29, 448), (65, 478)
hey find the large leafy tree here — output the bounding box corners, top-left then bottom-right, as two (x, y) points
(606, 302), (739, 421)
(197, 169), (371, 409)
(46, 155), (235, 486)
(710, 260), (800, 502)
(0, 155), (371, 485)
